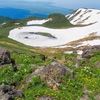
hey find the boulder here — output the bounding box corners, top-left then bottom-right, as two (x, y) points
(0, 48), (17, 71)
(94, 61), (100, 68)
(0, 48), (11, 65)
(82, 49), (93, 59)
(0, 84), (24, 100)
(26, 62), (74, 90)
(82, 45), (100, 59)
(39, 54), (46, 61)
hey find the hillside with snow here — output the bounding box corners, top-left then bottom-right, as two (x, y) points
(8, 8), (100, 52)
(66, 8), (100, 25)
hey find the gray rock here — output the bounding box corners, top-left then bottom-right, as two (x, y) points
(0, 48), (11, 65)
(0, 84), (24, 100)
(39, 54), (46, 61)
(82, 49), (94, 59)
(0, 48), (17, 71)
(82, 45), (100, 59)
(26, 62), (74, 90)
(94, 61), (100, 68)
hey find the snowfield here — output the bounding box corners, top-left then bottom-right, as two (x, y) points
(27, 19), (50, 25)
(8, 8), (100, 49)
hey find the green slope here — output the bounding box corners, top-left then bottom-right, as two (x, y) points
(0, 16), (12, 24)
(43, 13), (73, 28)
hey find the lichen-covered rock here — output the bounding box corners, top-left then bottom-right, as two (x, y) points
(26, 62), (74, 90)
(0, 84), (24, 100)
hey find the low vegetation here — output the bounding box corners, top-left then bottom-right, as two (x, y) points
(43, 13), (73, 28)
(0, 16), (12, 24)
(0, 52), (100, 100)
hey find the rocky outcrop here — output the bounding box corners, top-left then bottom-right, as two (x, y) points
(39, 54), (46, 61)
(0, 48), (17, 71)
(26, 62), (74, 90)
(0, 84), (24, 100)
(82, 45), (100, 59)
(0, 48), (11, 65)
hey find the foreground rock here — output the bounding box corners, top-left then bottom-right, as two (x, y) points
(82, 45), (100, 59)
(0, 48), (17, 71)
(0, 48), (11, 65)
(26, 62), (74, 90)
(0, 84), (24, 100)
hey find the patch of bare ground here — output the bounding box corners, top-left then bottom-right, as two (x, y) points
(33, 32), (100, 54)
(36, 47), (65, 54)
(65, 32), (100, 46)
(36, 46), (82, 54)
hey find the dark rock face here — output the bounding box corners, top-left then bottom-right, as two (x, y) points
(82, 49), (94, 59)
(26, 62), (74, 90)
(0, 84), (24, 100)
(82, 45), (100, 59)
(0, 48), (17, 71)
(0, 48), (11, 65)
(40, 54), (46, 61)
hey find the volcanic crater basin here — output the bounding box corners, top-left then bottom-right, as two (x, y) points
(8, 8), (100, 48)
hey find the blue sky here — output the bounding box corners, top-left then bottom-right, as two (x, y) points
(0, 0), (100, 10)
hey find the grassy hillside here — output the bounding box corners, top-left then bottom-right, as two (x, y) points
(0, 14), (100, 100)
(0, 51), (100, 100)
(0, 16), (12, 24)
(43, 13), (73, 28)
(0, 25), (37, 54)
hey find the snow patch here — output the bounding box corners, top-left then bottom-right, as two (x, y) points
(8, 8), (100, 48)
(27, 19), (50, 25)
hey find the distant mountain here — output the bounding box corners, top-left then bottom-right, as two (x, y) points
(0, 7), (73, 19)
(0, 16), (12, 24)
(66, 8), (100, 25)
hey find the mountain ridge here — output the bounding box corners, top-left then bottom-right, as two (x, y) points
(66, 8), (100, 25)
